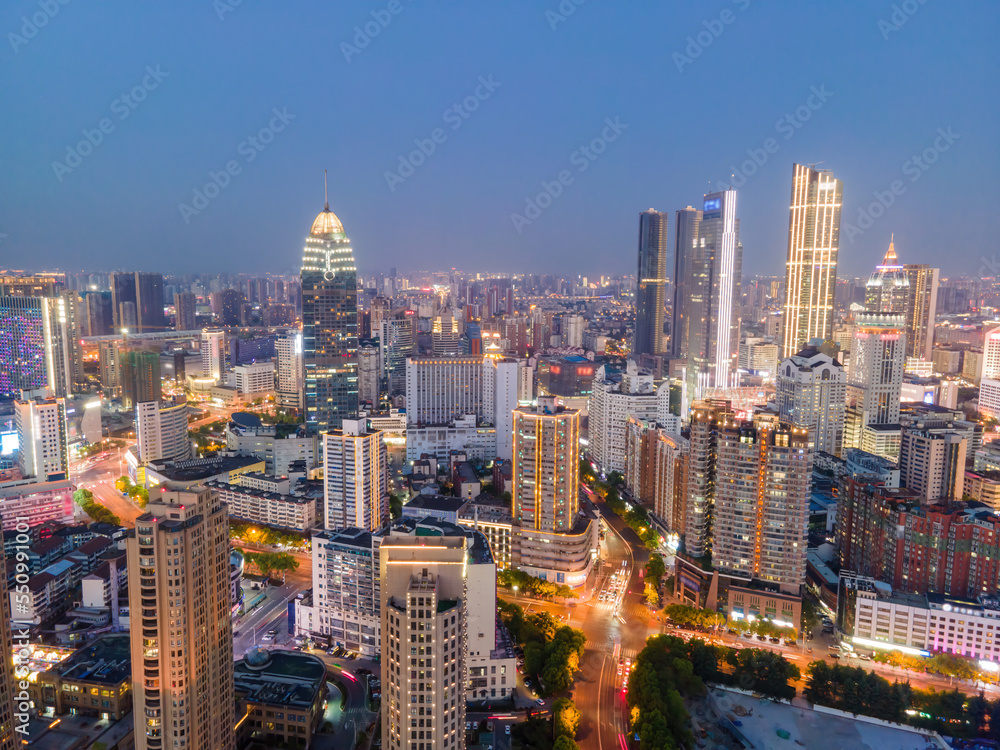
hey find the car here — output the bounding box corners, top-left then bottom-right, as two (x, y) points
(830, 653), (840, 659)
(769, 637), (780, 644)
(536, 699), (545, 706)
(233, 631), (240, 637)
(505, 725), (511, 735)
(617, 662), (623, 675)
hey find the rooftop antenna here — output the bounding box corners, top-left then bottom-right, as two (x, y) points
(323, 169), (329, 211)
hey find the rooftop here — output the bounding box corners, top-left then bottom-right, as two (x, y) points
(234, 648), (326, 710)
(43, 635), (131, 686)
(148, 454), (264, 482)
(404, 494), (468, 513)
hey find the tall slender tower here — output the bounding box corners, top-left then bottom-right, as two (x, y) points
(781, 164), (843, 358)
(670, 206), (700, 360)
(844, 313), (906, 451)
(904, 264), (939, 361)
(323, 419), (388, 532)
(633, 210), (668, 356)
(128, 487), (235, 750)
(302, 172), (359, 433)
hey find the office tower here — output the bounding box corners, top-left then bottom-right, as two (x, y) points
(60, 290), (85, 390)
(135, 272), (166, 332)
(588, 360), (673, 475)
(684, 399), (735, 559)
(562, 314), (585, 348)
(0, 294), (73, 398)
(128, 487), (236, 750)
(898, 427), (966, 501)
(776, 344), (846, 455)
(685, 190), (743, 403)
(275, 330), (304, 410)
(461, 322), (482, 356)
(904, 264), (939, 361)
(84, 291), (114, 336)
(358, 340), (381, 406)
(212, 288), (244, 326)
(634, 209), (668, 356)
(119, 349), (162, 410)
(431, 310), (461, 355)
(323, 419), (387, 531)
(0, 274), (63, 296)
(135, 398), (194, 463)
(713, 421), (812, 594)
(670, 206), (699, 359)
(302, 188), (359, 433)
(201, 328), (225, 382)
(174, 291), (197, 331)
(781, 164), (843, 358)
(381, 311), (416, 398)
(380, 535), (467, 750)
(843, 313), (906, 450)
(864, 237), (909, 314)
(99, 338), (124, 395)
(15, 395), (68, 482)
(111, 272), (136, 328)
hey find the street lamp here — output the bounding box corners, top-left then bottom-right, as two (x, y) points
(513, 585), (518, 599)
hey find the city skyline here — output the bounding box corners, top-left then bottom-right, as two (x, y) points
(2, 3), (996, 276)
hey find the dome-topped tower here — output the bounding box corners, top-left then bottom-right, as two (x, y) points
(864, 234), (909, 315)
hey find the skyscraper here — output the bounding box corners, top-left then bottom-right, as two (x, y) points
(380, 535), (467, 750)
(302, 183), (359, 433)
(633, 209), (668, 356)
(323, 419), (387, 531)
(776, 345), (846, 456)
(781, 164), (843, 358)
(684, 190), (743, 401)
(904, 264), (939, 361)
(844, 313), (906, 450)
(128, 487), (235, 750)
(684, 399), (734, 559)
(174, 291), (197, 331)
(111, 271), (136, 329)
(0, 294), (74, 398)
(201, 328), (225, 382)
(84, 290), (114, 336)
(864, 237), (909, 314)
(275, 329), (304, 410)
(713, 420), (812, 594)
(669, 206), (700, 359)
(15, 394), (68, 482)
(135, 272), (166, 332)
(381, 311), (416, 398)
(120, 348), (162, 410)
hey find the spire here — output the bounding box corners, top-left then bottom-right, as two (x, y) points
(882, 233), (897, 266)
(323, 169), (329, 211)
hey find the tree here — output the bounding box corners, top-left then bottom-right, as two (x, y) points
(606, 471), (624, 488)
(389, 493), (403, 520)
(552, 697), (581, 739)
(552, 737), (580, 750)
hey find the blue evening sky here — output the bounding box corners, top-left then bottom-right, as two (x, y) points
(1, 1), (996, 277)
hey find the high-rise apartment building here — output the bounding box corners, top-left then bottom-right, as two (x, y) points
(120, 349), (162, 410)
(128, 487), (235, 750)
(0, 294), (74, 398)
(904, 264), (939, 361)
(174, 291), (197, 331)
(864, 238), (909, 314)
(382, 311), (416, 399)
(633, 209), (668, 356)
(275, 330), (304, 410)
(776, 345), (846, 455)
(358, 340), (381, 407)
(561, 314), (585, 349)
(683, 190), (743, 401)
(844, 313), (906, 450)
(713, 421), (812, 594)
(302, 191), (359, 433)
(15, 395), (68, 482)
(201, 328), (225, 382)
(135, 398), (193, 464)
(898, 427), (966, 501)
(99, 338), (124, 396)
(380, 535), (467, 750)
(588, 360), (674, 475)
(323, 419), (387, 532)
(684, 399), (735, 559)
(781, 164), (843, 358)
(624, 417), (688, 533)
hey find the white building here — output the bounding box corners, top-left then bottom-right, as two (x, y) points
(200, 328), (225, 382)
(323, 419), (388, 532)
(359, 341), (381, 406)
(776, 346), (846, 456)
(275, 330), (303, 409)
(207, 475), (317, 532)
(233, 360), (275, 396)
(844, 313), (906, 451)
(405, 416), (497, 462)
(15, 395), (68, 482)
(588, 360), (671, 475)
(562, 314), (585, 348)
(226, 415), (317, 476)
(135, 397), (192, 464)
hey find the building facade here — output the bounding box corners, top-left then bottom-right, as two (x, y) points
(633, 209), (668, 357)
(776, 346), (846, 456)
(323, 419), (387, 532)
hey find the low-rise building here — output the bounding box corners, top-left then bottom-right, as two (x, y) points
(30, 635), (132, 720)
(226, 412), (318, 476)
(208, 477), (317, 533)
(0, 479), (75, 530)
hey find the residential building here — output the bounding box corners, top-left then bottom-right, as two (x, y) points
(904, 265), (939, 361)
(15, 395), (68, 482)
(30, 634), (132, 720)
(844, 313), (906, 450)
(781, 164), (843, 358)
(275, 330), (304, 410)
(234, 649), (326, 749)
(323, 419), (387, 532)
(225, 413), (318, 475)
(135, 397), (193, 464)
(208, 476), (317, 533)
(898, 427), (966, 501)
(127, 487), (236, 750)
(684, 399), (735, 559)
(174, 291), (196, 331)
(776, 344), (846, 455)
(120, 348), (162, 410)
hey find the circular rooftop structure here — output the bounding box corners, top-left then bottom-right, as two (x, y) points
(310, 206), (345, 237)
(230, 412), (263, 429)
(245, 646), (273, 669)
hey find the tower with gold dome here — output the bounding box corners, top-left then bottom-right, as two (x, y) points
(301, 178), (359, 434)
(864, 235), (910, 315)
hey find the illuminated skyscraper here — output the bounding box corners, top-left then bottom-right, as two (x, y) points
(0, 294), (74, 398)
(864, 237), (909, 314)
(781, 164), (843, 358)
(275, 329), (304, 410)
(904, 264), (939, 361)
(323, 419), (387, 532)
(120, 349), (162, 409)
(302, 178), (359, 433)
(633, 209), (668, 356)
(844, 313), (906, 451)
